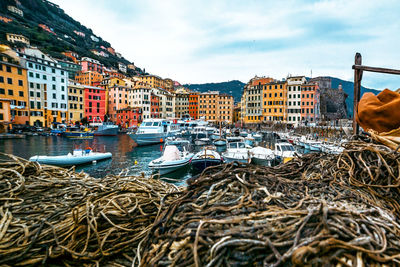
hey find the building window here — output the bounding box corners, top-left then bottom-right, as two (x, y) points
(6, 66), (11, 73)
(17, 68), (22, 75)
(7, 78), (12, 84)
(29, 72), (33, 77)
(8, 89), (13, 95)
(19, 91), (24, 97)
(18, 80), (23, 86)
(0, 88), (4, 94)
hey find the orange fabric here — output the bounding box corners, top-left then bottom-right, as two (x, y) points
(356, 89), (400, 133)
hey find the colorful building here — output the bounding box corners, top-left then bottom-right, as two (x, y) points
(107, 85), (131, 122)
(189, 93), (199, 119)
(67, 80), (84, 123)
(0, 99), (12, 128)
(0, 52), (29, 125)
(262, 80), (288, 122)
(199, 91), (219, 122)
(18, 47), (69, 126)
(243, 76), (274, 124)
(286, 76), (306, 126)
(84, 85), (106, 122)
(217, 94), (234, 123)
(75, 71), (103, 87)
(152, 87), (174, 119)
(301, 82), (320, 123)
(57, 59), (81, 80)
(6, 33), (30, 45)
(80, 57), (103, 73)
(175, 92), (189, 119)
(138, 74), (165, 89)
(151, 94), (160, 118)
(116, 107), (142, 128)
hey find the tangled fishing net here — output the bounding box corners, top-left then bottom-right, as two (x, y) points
(139, 141), (400, 266)
(0, 153), (181, 266)
(1, 139), (400, 266)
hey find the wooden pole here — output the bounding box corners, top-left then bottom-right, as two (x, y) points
(353, 53), (363, 135)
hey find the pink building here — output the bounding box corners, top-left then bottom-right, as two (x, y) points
(80, 57), (103, 73)
(301, 82), (319, 123)
(84, 86), (106, 122)
(107, 85), (131, 123)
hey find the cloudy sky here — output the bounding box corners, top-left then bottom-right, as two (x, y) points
(51, 0), (400, 89)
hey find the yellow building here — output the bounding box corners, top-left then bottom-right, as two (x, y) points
(0, 52), (29, 125)
(262, 80), (288, 122)
(217, 94), (234, 123)
(138, 75), (165, 89)
(6, 33), (30, 45)
(242, 76), (274, 124)
(67, 80), (84, 123)
(199, 91), (234, 123)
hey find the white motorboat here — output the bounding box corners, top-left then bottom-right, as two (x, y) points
(250, 146), (275, 167)
(29, 149), (112, 166)
(274, 141), (296, 164)
(222, 142), (250, 164)
(191, 146), (223, 172)
(148, 140), (193, 175)
(128, 119), (179, 146)
(321, 143), (344, 154)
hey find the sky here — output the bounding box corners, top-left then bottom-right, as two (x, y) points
(51, 0), (400, 89)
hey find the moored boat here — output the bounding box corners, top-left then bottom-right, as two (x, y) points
(29, 149), (112, 166)
(191, 146), (223, 172)
(222, 142), (250, 164)
(93, 122), (119, 136)
(128, 119), (178, 146)
(148, 140), (193, 175)
(250, 146), (275, 167)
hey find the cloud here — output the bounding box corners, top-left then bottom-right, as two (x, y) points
(51, 0), (400, 89)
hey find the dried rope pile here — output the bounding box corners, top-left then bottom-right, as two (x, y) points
(139, 141), (400, 266)
(0, 153), (181, 266)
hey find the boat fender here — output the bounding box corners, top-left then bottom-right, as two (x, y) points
(134, 160), (138, 165)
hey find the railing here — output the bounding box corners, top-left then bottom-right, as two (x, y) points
(352, 53), (400, 135)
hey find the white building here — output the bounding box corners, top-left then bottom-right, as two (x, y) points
(7, 6), (23, 16)
(286, 76), (306, 125)
(118, 62), (127, 73)
(18, 48), (69, 124)
(130, 86), (152, 119)
(90, 35), (99, 42)
(152, 88), (175, 119)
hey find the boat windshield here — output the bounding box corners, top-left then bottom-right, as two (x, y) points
(229, 143), (238, 149)
(238, 143), (245, 148)
(143, 122), (153, 126)
(282, 145), (295, 151)
(153, 122), (160, 127)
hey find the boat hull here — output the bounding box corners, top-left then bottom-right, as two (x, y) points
(128, 132), (167, 146)
(191, 158), (222, 172)
(29, 152), (112, 166)
(149, 158), (191, 175)
(94, 127), (118, 136)
(214, 139), (227, 146)
(251, 157), (273, 167)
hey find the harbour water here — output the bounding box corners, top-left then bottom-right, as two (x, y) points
(0, 134), (228, 186)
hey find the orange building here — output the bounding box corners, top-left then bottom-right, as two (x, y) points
(198, 91), (234, 123)
(74, 71), (103, 86)
(262, 80), (288, 122)
(243, 76), (274, 123)
(189, 93), (199, 119)
(0, 53), (29, 125)
(0, 99), (12, 128)
(107, 85), (131, 122)
(301, 82), (319, 123)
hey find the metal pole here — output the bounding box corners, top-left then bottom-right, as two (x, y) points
(353, 53), (362, 135)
